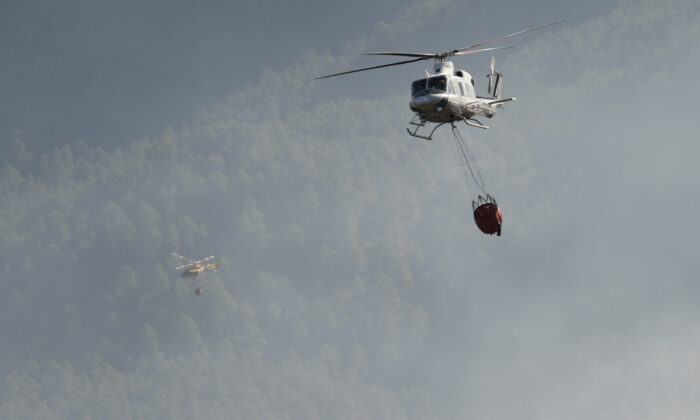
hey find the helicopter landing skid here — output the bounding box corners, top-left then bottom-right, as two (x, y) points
(406, 120), (445, 141)
(462, 117), (489, 130)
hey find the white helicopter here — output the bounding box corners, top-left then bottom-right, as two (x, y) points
(172, 252), (220, 278)
(316, 21), (564, 140)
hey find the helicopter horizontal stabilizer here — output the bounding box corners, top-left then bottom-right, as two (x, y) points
(487, 97), (516, 105)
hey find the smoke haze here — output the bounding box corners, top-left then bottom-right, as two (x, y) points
(2, 0), (699, 418)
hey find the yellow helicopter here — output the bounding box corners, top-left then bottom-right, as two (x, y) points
(172, 252), (220, 278)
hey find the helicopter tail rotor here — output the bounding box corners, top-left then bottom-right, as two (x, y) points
(487, 56), (495, 95)
(486, 57), (502, 99)
(206, 259), (221, 272)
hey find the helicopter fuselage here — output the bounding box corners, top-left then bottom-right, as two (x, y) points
(409, 61), (506, 125)
(181, 264), (205, 278)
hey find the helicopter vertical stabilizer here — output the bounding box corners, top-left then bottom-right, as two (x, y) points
(493, 73), (502, 99)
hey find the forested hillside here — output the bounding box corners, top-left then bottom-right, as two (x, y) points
(3, 1), (700, 418)
(0, 60), (501, 417)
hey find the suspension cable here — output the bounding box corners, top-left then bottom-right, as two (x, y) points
(451, 124), (487, 195)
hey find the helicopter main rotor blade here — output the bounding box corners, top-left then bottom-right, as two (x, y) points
(196, 255), (215, 264)
(172, 252), (195, 263)
(315, 56), (428, 80)
(364, 52), (436, 58)
(453, 46), (513, 56)
(458, 20), (566, 51)
(175, 263), (192, 270)
(316, 21), (563, 80)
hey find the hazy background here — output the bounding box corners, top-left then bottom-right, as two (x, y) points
(2, 0), (699, 418)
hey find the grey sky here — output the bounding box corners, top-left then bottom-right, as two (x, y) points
(1, 0), (612, 153)
(2, 0), (700, 419)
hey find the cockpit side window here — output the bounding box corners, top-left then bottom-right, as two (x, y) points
(411, 79), (427, 96)
(458, 82), (465, 96)
(427, 76), (447, 92)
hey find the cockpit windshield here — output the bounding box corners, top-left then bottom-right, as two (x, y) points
(412, 76), (448, 97)
(411, 79), (426, 96)
(428, 76), (447, 91)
